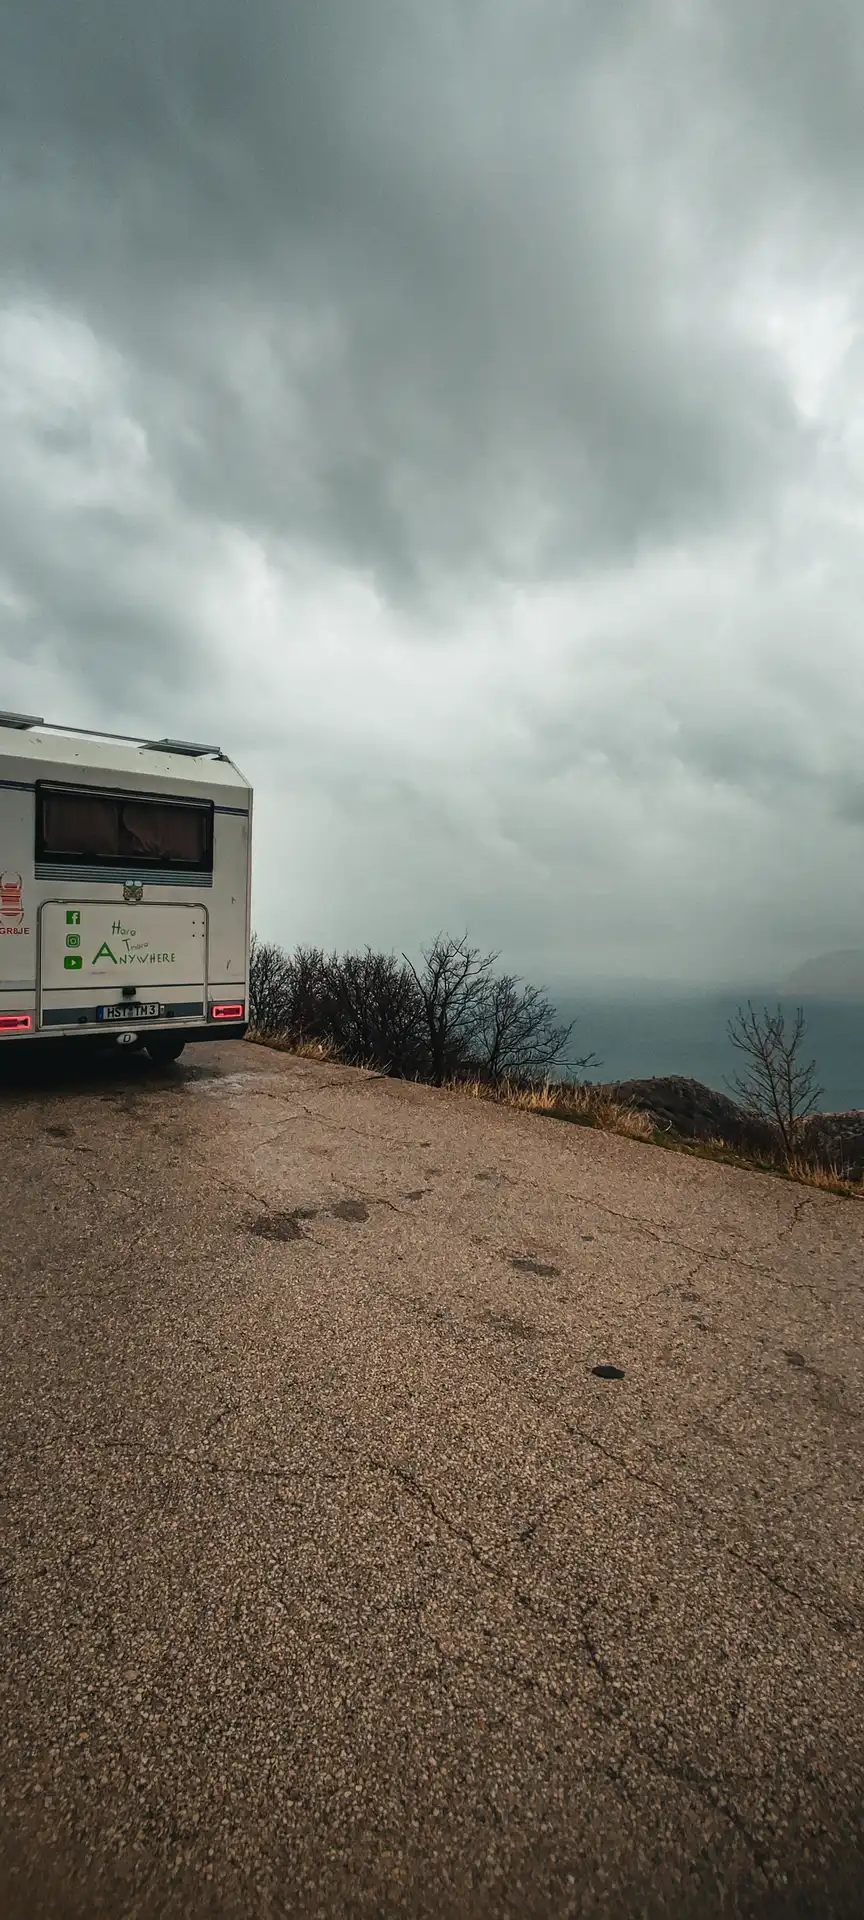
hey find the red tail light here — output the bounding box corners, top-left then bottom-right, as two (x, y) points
(0, 1013), (32, 1032)
(210, 1002), (245, 1021)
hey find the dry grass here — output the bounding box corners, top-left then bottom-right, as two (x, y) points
(448, 1072), (655, 1139)
(448, 1073), (863, 1198)
(246, 1032), (863, 1199)
(645, 1129), (861, 1197)
(247, 1028), (348, 1066)
(783, 1152), (861, 1196)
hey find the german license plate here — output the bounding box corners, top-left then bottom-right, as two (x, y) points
(98, 1002), (164, 1021)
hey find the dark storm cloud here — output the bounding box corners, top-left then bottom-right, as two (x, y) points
(716, 0), (864, 194)
(2, 0), (863, 986)
(0, 0), (805, 605)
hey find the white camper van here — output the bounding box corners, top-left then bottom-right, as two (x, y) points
(0, 712), (251, 1062)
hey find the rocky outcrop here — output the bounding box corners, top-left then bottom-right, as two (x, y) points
(601, 1076), (770, 1148)
(601, 1074), (864, 1177)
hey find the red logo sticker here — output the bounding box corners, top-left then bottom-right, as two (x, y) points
(0, 873), (24, 925)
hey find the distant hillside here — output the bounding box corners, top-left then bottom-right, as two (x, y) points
(606, 1075), (864, 1174)
(782, 950), (864, 1000)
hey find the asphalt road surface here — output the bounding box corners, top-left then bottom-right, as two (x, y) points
(1, 1038), (862, 1919)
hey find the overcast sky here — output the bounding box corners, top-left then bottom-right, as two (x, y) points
(2, 0), (864, 990)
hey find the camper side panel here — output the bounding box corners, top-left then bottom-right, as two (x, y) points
(206, 808), (251, 1001)
(0, 786), (37, 1019)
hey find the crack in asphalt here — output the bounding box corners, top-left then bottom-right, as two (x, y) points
(420, 1634), (767, 1872)
(777, 1197), (815, 1241)
(369, 1454), (769, 1873)
(234, 1087), (386, 1150)
(11, 1391), (842, 1889)
(363, 1193), (413, 1218)
(213, 1173), (275, 1212)
(91, 1437), (346, 1488)
(500, 1480), (609, 1548)
(563, 1204), (841, 1311)
(566, 1426), (858, 1639)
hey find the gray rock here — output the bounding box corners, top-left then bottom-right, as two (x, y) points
(598, 1074), (864, 1179)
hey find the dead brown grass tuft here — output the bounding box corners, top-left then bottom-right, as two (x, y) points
(449, 1074), (864, 1197)
(783, 1153), (861, 1197)
(247, 1028), (347, 1065)
(446, 1074), (655, 1140)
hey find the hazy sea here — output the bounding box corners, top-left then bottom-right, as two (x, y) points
(547, 986), (864, 1114)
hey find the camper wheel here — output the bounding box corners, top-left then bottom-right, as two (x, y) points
(145, 1034), (186, 1066)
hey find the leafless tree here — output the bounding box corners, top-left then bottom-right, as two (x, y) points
(725, 1001), (823, 1156)
(248, 935), (294, 1034)
(284, 945), (330, 1038)
(251, 928), (596, 1095)
(469, 971), (596, 1084)
(249, 939), (329, 1038)
(316, 948), (428, 1077)
(402, 932), (501, 1086)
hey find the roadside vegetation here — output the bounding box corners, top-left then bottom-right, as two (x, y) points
(248, 934), (862, 1199)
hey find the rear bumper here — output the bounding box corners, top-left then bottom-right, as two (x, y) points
(0, 1019), (248, 1046)
(183, 1020), (248, 1043)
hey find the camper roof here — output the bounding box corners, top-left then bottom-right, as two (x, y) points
(0, 713), (250, 801)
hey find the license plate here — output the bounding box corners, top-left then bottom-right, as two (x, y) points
(98, 1002), (164, 1022)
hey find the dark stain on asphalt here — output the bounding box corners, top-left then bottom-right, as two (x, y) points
(330, 1199), (370, 1223)
(402, 1190), (428, 1202)
(249, 1198), (371, 1238)
(784, 1350), (808, 1368)
(45, 1124), (73, 1139)
(249, 1211), (309, 1242)
(591, 1364), (625, 1380)
(400, 1296), (456, 1329)
(484, 1310), (537, 1341)
(510, 1255), (561, 1278)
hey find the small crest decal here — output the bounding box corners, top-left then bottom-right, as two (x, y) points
(0, 872), (24, 924)
(123, 879), (144, 903)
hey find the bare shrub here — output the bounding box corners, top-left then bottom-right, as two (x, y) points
(725, 1002), (823, 1157)
(248, 935), (295, 1036)
(401, 932), (500, 1086)
(251, 929), (593, 1091)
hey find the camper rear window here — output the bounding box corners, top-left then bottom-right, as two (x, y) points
(37, 787), (213, 871)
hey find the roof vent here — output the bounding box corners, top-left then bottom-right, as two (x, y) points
(0, 710), (44, 730)
(141, 737), (223, 759)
